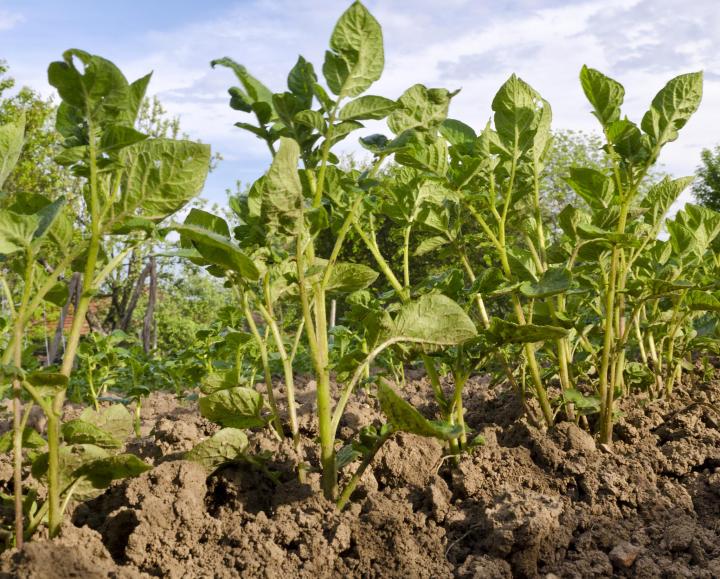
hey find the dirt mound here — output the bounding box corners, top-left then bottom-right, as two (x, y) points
(1, 376), (719, 578)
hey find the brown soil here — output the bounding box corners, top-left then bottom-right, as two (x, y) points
(1, 375), (719, 578)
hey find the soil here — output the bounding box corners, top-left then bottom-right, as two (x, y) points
(0, 372), (719, 578)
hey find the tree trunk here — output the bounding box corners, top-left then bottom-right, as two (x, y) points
(119, 261), (152, 332)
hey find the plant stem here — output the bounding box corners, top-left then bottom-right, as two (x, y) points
(336, 430), (391, 511)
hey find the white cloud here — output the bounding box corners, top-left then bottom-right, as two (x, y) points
(6, 0), (719, 208)
(0, 9), (23, 31)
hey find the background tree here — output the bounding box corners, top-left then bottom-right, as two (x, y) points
(693, 145), (720, 212)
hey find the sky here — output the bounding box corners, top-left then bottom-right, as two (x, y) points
(0, 0), (718, 208)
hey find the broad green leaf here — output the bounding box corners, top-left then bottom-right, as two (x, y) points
(294, 110), (325, 132)
(174, 223), (260, 280)
(439, 119), (476, 146)
(325, 262), (379, 293)
(565, 167), (614, 209)
(117, 139), (211, 222)
(79, 404), (133, 442)
(489, 318), (568, 344)
(641, 72), (702, 150)
(199, 387), (265, 429)
(185, 428), (249, 473)
(378, 380), (462, 440)
(323, 1), (384, 98)
(49, 50), (131, 126)
(492, 74), (543, 156)
(0, 211), (38, 255)
(288, 56), (317, 108)
(579, 66), (624, 127)
(414, 235), (449, 256)
(687, 291), (720, 312)
(32, 443), (109, 499)
(339, 95), (397, 121)
(387, 294), (477, 345)
(388, 85), (454, 135)
(0, 115), (25, 188)
(62, 419), (122, 449)
(261, 137), (303, 234)
(73, 454), (152, 489)
(563, 389), (601, 416)
(211, 57), (275, 113)
(395, 135), (448, 176)
(640, 176), (694, 230)
(0, 427), (46, 454)
(519, 267), (572, 299)
(100, 125), (148, 152)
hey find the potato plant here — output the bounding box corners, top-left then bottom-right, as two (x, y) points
(0, 0), (716, 550)
(177, 0), (717, 505)
(0, 51), (210, 544)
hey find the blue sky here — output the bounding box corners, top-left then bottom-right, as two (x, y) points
(1, 0), (718, 208)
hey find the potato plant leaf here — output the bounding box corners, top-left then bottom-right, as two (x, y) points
(185, 428), (249, 473)
(377, 381), (462, 441)
(387, 294), (477, 345)
(489, 318), (568, 344)
(117, 139), (211, 222)
(641, 72), (702, 150)
(519, 267), (572, 299)
(199, 387), (266, 429)
(61, 419), (123, 449)
(73, 454), (152, 489)
(339, 95), (397, 120)
(579, 66), (624, 127)
(323, 1), (384, 98)
(0, 115), (25, 188)
(79, 404), (133, 442)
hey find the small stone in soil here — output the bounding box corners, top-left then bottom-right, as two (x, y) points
(609, 541), (642, 568)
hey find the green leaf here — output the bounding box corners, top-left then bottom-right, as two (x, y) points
(0, 211), (39, 255)
(489, 318), (568, 344)
(174, 222), (260, 280)
(73, 454), (152, 489)
(0, 115), (25, 189)
(116, 139), (211, 222)
(387, 294), (477, 345)
(100, 125), (148, 152)
(565, 167), (614, 209)
(325, 262), (379, 293)
(288, 56), (317, 108)
(687, 291), (720, 312)
(199, 387), (265, 429)
(339, 95), (397, 121)
(62, 419), (122, 449)
(0, 427), (46, 454)
(323, 1), (384, 98)
(78, 404), (133, 442)
(388, 85), (454, 135)
(32, 443), (109, 499)
(563, 389), (601, 416)
(261, 137), (303, 234)
(294, 110), (325, 132)
(579, 66), (624, 127)
(492, 74), (544, 155)
(439, 118), (476, 146)
(414, 235), (449, 256)
(640, 176), (694, 230)
(185, 428), (249, 473)
(519, 267), (572, 299)
(641, 72), (702, 151)
(378, 380), (462, 441)
(211, 57), (275, 112)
